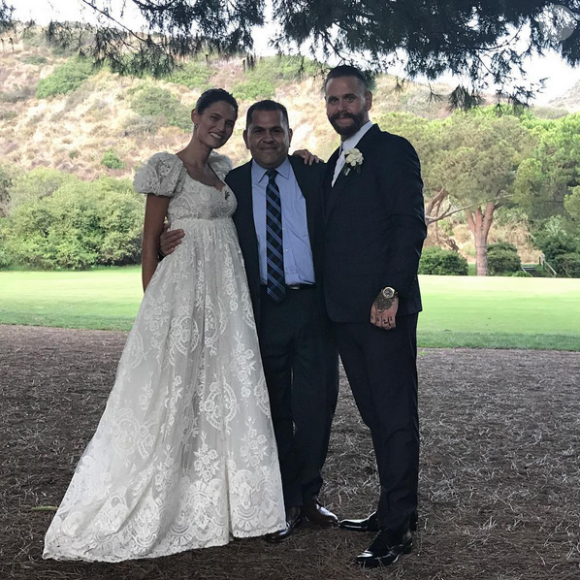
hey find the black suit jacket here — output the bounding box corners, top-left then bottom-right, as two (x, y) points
(226, 156), (327, 328)
(324, 124), (427, 323)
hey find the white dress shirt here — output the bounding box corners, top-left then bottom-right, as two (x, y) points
(332, 120), (373, 186)
(250, 158), (315, 286)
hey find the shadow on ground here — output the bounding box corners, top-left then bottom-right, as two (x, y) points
(1, 326), (579, 580)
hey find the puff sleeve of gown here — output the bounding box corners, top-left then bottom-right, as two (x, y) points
(133, 152), (186, 197)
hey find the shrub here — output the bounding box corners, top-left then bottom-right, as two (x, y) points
(0, 243), (11, 269)
(252, 55), (320, 82)
(419, 247), (468, 276)
(554, 253), (580, 278)
(24, 55), (48, 66)
(122, 114), (162, 136)
(9, 167), (74, 209)
(512, 270), (532, 277)
(128, 84), (191, 131)
(168, 61), (212, 90)
(0, 217), (11, 268)
(487, 248), (521, 275)
(232, 55), (321, 102)
(35, 57), (94, 99)
(536, 233), (578, 264)
(488, 241), (518, 253)
(3, 176), (144, 269)
(232, 79), (275, 101)
(101, 149), (125, 170)
(0, 165), (16, 217)
(68, 150), (79, 159)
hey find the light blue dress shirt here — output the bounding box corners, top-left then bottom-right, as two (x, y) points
(251, 158), (315, 286)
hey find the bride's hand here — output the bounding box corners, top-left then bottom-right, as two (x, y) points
(292, 149), (322, 165)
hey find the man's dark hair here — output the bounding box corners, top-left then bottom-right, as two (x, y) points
(246, 100), (289, 128)
(324, 65), (370, 92)
(195, 88), (238, 116)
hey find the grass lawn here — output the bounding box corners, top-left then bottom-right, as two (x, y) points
(0, 268), (143, 332)
(1, 268), (579, 350)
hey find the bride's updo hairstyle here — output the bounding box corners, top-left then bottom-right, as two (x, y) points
(195, 88), (239, 118)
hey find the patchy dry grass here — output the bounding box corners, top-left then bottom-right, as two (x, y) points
(1, 326), (579, 579)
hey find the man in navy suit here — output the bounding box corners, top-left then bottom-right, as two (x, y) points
(323, 65), (427, 567)
(161, 100), (339, 542)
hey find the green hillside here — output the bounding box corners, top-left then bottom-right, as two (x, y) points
(1, 28), (579, 274)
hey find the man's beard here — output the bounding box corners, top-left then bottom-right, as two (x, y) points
(329, 111), (366, 137)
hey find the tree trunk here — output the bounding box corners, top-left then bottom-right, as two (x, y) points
(465, 202), (496, 276)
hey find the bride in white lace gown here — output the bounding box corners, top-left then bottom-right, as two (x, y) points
(43, 90), (285, 562)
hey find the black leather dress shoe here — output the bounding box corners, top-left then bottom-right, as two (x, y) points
(340, 510), (418, 533)
(339, 511), (379, 532)
(301, 500), (339, 527)
(265, 506), (303, 543)
(355, 529), (413, 568)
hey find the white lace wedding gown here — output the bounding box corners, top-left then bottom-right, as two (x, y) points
(43, 152), (285, 562)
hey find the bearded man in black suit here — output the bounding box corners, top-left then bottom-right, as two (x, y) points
(323, 65), (427, 568)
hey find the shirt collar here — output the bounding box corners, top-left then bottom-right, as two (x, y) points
(341, 120), (374, 153)
(251, 156), (291, 183)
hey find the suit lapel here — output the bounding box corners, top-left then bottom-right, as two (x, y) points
(352, 123), (381, 160)
(325, 125), (381, 223)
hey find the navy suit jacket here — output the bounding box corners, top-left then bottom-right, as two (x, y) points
(323, 124), (427, 322)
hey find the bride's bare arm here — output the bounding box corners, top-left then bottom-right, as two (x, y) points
(142, 194), (171, 291)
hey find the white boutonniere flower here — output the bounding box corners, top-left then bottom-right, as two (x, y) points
(342, 148), (364, 176)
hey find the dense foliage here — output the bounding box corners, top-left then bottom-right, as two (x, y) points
(128, 84), (192, 132)
(2, 173), (144, 270)
(6, 2), (580, 107)
(419, 247), (469, 276)
(35, 57), (95, 99)
(101, 150), (125, 170)
(554, 253), (580, 277)
(374, 108), (580, 277)
(1, 55), (580, 275)
(487, 245), (522, 275)
(232, 55), (321, 101)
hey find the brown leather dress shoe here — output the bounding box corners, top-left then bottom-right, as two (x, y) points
(264, 506), (303, 543)
(301, 500), (339, 527)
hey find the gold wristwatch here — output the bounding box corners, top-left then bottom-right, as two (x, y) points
(381, 286), (398, 300)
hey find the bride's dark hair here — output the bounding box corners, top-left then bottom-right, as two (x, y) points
(195, 88), (238, 117)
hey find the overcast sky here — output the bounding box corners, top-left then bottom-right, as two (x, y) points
(13, 0), (580, 105)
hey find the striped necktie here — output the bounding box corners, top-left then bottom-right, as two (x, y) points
(266, 169), (286, 303)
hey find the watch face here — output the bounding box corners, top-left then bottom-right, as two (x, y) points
(383, 287), (395, 299)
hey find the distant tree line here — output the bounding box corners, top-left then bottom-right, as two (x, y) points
(376, 108), (580, 277)
(0, 168), (143, 270)
(0, 108), (579, 277)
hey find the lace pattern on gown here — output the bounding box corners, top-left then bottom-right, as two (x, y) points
(43, 152), (285, 562)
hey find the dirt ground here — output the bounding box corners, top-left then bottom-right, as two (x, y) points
(1, 325), (579, 580)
